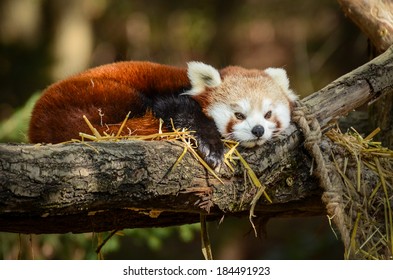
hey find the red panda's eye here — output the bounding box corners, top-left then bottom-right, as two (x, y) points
(234, 112), (246, 120)
(264, 110), (272, 119)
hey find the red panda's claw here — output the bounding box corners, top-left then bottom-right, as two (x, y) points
(196, 137), (224, 170)
(204, 152), (223, 170)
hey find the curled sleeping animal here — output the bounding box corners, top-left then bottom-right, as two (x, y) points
(29, 61), (297, 168)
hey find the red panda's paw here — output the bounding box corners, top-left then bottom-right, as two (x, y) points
(152, 94), (224, 169)
(195, 134), (224, 169)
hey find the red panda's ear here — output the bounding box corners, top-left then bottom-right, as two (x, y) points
(185, 61), (222, 96)
(265, 68), (298, 102)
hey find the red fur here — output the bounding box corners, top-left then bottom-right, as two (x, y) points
(191, 89), (213, 115)
(225, 119), (236, 135)
(29, 62), (190, 143)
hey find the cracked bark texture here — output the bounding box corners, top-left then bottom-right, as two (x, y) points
(1, 46), (393, 234)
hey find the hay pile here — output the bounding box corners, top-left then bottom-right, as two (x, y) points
(327, 128), (393, 259)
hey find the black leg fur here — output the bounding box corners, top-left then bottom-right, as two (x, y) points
(152, 95), (224, 168)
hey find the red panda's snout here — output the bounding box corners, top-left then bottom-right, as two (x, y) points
(251, 125), (264, 138)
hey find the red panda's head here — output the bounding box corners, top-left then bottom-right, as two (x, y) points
(184, 62), (298, 147)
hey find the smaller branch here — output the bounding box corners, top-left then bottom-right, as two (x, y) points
(96, 230), (119, 254)
(338, 0), (393, 53)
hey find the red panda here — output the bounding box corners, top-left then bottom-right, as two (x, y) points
(29, 61), (297, 168)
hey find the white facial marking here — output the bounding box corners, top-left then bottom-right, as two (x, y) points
(207, 103), (232, 136)
(230, 98), (270, 146)
(275, 103), (291, 130)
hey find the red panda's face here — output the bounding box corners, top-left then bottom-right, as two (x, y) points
(184, 62), (298, 147)
(208, 97), (292, 147)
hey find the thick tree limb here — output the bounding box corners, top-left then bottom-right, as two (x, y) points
(1, 46), (392, 234)
(338, 0), (393, 148)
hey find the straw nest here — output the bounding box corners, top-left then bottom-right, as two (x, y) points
(326, 127), (393, 259)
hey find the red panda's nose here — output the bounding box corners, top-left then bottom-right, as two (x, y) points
(252, 125), (264, 137)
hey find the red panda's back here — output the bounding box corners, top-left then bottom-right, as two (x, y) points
(28, 62), (190, 143)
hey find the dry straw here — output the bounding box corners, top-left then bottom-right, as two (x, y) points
(326, 127), (393, 259)
(293, 98), (392, 259)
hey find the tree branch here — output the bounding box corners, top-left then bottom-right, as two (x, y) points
(1, 46), (393, 234)
(338, 0), (393, 148)
(338, 0), (393, 53)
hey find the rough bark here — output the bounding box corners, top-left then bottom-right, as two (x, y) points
(338, 0), (393, 148)
(1, 46), (393, 234)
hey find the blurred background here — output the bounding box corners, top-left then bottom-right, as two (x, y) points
(0, 0), (370, 259)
